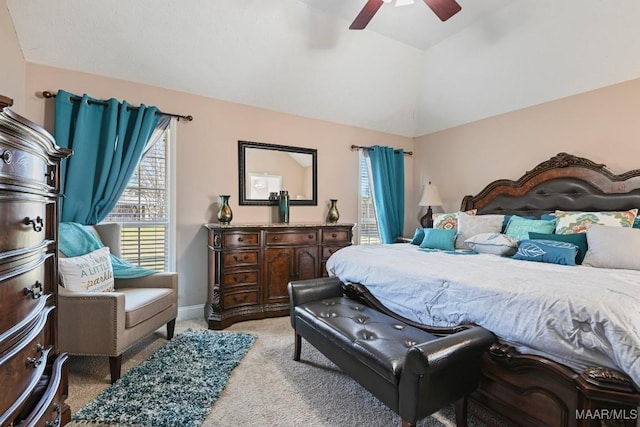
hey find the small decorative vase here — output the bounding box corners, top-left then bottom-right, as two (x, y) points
(326, 199), (340, 223)
(217, 195), (233, 224)
(278, 190), (290, 223)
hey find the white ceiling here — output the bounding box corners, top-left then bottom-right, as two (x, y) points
(7, 0), (640, 137)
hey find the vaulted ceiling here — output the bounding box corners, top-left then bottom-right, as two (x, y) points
(7, 0), (640, 137)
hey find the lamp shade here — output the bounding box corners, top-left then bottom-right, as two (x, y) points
(418, 182), (442, 207)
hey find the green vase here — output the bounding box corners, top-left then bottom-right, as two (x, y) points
(217, 195), (233, 224)
(326, 199), (340, 223)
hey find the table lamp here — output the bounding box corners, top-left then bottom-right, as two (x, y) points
(418, 181), (442, 228)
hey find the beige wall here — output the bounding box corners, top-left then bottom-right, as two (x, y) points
(23, 63), (414, 311)
(0, 0), (25, 111)
(414, 77), (640, 213)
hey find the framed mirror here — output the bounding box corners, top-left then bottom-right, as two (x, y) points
(238, 140), (317, 206)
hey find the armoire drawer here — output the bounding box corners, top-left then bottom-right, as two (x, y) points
(14, 354), (68, 427)
(0, 254), (53, 341)
(0, 196), (52, 255)
(0, 140), (52, 191)
(0, 307), (54, 424)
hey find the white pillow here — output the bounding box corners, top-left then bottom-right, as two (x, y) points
(582, 224), (640, 270)
(455, 213), (505, 249)
(465, 233), (519, 256)
(59, 247), (115, 292)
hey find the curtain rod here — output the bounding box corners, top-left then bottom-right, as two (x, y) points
(42, 91), (193, 122)
(350, 144), (413, 156)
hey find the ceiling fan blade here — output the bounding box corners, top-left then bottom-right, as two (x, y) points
(423, 0), (461, 21)
(350, 0), (384, 30)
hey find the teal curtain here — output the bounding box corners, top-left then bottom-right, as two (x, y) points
(54, 90), (161, 224)
(368, 145), (405, 244)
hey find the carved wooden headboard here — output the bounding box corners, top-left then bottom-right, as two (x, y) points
(461, 152), (640, 217)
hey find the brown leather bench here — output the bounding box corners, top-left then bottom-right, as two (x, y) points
(288, 277), (495, 427)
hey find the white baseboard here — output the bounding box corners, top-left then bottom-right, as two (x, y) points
(177, 304), (205, 321)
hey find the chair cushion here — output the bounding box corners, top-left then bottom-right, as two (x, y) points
(120, 288), (176, 328)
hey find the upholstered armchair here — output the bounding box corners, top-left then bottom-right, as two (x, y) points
(57, 223), (178, 383)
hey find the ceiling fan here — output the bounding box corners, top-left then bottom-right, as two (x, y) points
(349, 0), (461, 30)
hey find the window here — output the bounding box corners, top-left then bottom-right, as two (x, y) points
(358, 152), (380, 244)
(102, 126), (174, 271)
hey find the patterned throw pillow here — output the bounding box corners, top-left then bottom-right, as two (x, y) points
(528, 232), (588, 264)
(512, 239), (579, 266)
(464, 233), (519, 256)
(554, 209), (638, 234)
(433, 209), (477, 231)
(59, 247), (115, 292)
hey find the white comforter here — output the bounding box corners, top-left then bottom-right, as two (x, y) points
(326, 243), (640, 387)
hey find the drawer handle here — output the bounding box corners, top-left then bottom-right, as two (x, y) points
(328, 249), (335, 255)
(26, 344), (45, 368)
(232, 295), (247, 303)
(272, 236), (279, 241)
(2, 150), (12, 164)
(332, 233), (337, 238)
(308, 234), (314, 239)
(233, 275), (249, 283)
(24, 216), (44, 232)
(233, 254), (251, 262)
(24, 281), (44, 299)
(46, 169), (56, 182)
(45, 403), (61, 427)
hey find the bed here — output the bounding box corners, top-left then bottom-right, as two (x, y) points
(326, 153), (640, 427)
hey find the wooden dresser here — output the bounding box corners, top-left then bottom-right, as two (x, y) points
(0, 96), (72, 426)
(204, 223), (354, 329)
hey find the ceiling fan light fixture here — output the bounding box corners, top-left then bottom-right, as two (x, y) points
(395, 0), (415, 6)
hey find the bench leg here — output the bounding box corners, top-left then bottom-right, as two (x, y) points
(454, 397), (469, 427)
(293, 332), (302, 361)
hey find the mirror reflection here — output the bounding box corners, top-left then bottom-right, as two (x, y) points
(238, 141), (317, 206)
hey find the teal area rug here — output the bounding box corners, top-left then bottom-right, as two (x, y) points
(72, 330), (256, 427)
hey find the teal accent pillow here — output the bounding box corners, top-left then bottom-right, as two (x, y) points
(512, 239), (578, 266)
(504, 216), (557, 241)
(634, 217), (640, 229)
(528, 232), (588, 264)
(419, 229), (456, 251)
(410, 228), (425, 245)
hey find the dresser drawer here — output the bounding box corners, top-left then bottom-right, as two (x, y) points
(222, 232), (260, 248)
(0, 307), (54, 422)
(0, 254), (53, 341)
(321, 229), (351, 243)
(223, 290), (259, 309)
(0, 196), (52, 255)
(13, 354), (68, 427)
(265, 230), (318, 246)
(222, 250), (259, 268)
(322, 245), (348, 260)
(0, 139), (53, 191)
(222, 270), (259, 287)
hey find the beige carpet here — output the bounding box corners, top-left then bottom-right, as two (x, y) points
(66, 316), (486, 427)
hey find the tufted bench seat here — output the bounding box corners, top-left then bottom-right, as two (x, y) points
(288, 277), (495, 427)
